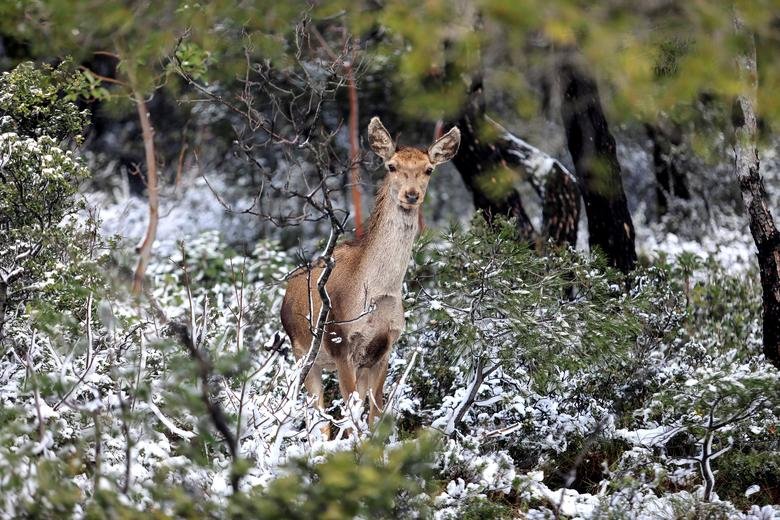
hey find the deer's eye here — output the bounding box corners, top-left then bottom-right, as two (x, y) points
(425, 166), (434, 175)
(387, 163), (397, 172)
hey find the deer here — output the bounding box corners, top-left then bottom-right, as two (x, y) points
(281, 116), (460, 438)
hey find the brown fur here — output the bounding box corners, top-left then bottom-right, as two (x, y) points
(280, 117), (460, 438)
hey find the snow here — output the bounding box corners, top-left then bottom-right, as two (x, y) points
(615, 426), (680, 447)
(535, 482), (600, 518)
(89, 172), (267, 257)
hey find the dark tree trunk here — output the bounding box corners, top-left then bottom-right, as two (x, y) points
(451, 81), (537, 243)
(559, 60), (637, 273)
(733, 19), (780, 367)
(645, 122), (690, 218)
(491, 119), (580, 249)
(542, 163), (580, 248)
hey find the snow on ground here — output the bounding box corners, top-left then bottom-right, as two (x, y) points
(87, 169), (265, 257)
(635, 211), (756, 271)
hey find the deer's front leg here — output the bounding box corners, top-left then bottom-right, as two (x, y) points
(333, 352), (361, 439)
(367, 353), (391, 427)
(358, 331), (397, 427)
(333, 352), (357, 404)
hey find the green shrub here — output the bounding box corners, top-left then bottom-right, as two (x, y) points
(0, 60), (89, 142)
(229, 424), (438, 519)
(457, 496), (514, 519)
(0, 61), (91, 337)
(715, 450), (780, 510)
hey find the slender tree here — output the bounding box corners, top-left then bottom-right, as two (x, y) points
(559, 58), (637, 273)
(733, 12), (780, 367)
(310, 25), (365, 238)
(645, 121), (690, 218)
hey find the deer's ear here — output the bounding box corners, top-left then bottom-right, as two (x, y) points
(368, 116), (395, 161)
(428, 127), (461, 165)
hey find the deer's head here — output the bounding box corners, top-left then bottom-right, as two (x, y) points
(368, 117), (460, 212)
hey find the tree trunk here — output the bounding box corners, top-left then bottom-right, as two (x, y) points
(645, 121), (690, 218)
(559, 60), (637, 273)
(732, 16), (780, 367)
(131, 91), (159, 295)
(542, 163), (580, 247)
(451, 80), (537, 243)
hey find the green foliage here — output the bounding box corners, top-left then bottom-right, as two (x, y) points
(1, 1), (309, 97)
(4, 0), (780, 148)
(715, 450), (780, 509)
(398, 219), (779, 511)
(174, 41), (212, 82)
(16, 460), (82, 518)
(686, 258), (763, 357)
(456, 496), (514, 519)
(312, 0), (780, 128)
(648, 359), (780, 450)
(0, 61), (92, 333)
(7, 422), (438, 519)
(0, 134), (87, 231)
(406, 217), (672, 400)
(0, 213), (777, 517)
(76, 69), (112, 103)
(0, 60), (89, 142)
(150, 232), (291, 353)
(541, 437), (631, 493)
(230, 425), (438, 519)
(0, 50), (775, 514)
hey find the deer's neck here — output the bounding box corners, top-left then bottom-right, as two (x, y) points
(356, 182), (419, 296)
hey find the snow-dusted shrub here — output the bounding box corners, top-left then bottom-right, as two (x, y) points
(2, 212), (779, 517)
(0, 61), (91, 333)
(1, 70), (777, 518)
(229, 424), (438, 519)
(400, 218), (676, 446)
(391, 218), (779, 516)
(0, 60), (89, 142)
(0, 216), (444, 516)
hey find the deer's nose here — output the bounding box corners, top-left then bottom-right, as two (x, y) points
(404, 191), (420, 204)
